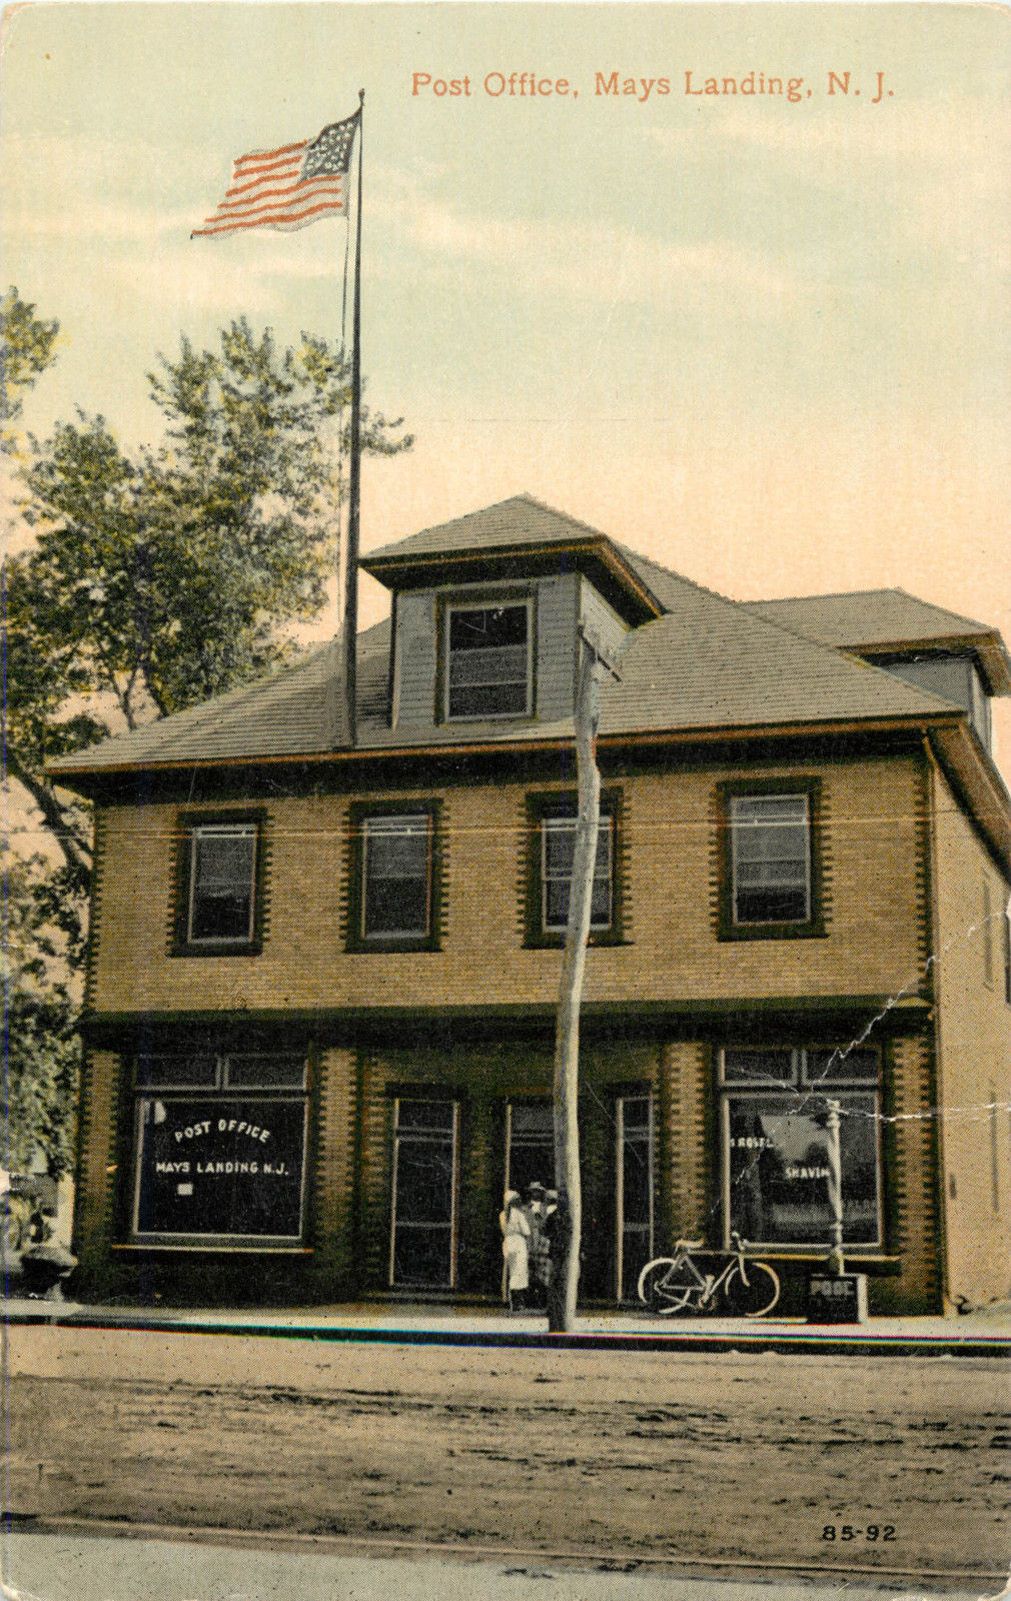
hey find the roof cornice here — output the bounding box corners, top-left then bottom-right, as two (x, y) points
(360, 535), (665, 623)
(50, 708), (965, 783)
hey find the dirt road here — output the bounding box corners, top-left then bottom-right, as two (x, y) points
(6, 1326), (1009, 1582)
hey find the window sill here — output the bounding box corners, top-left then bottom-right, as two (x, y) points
(523, 934), (632, 950)
(170, 942), (263, 959)
(346, 937), (442, 955)
(718, 921), (827, 943)
(721, 1249), (898, 1274)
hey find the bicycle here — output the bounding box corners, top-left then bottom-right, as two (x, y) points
(637, 1231), (780, 1317)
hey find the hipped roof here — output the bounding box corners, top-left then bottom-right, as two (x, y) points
(745, 589), (1011, 695)
(48, 495), (1003, 775)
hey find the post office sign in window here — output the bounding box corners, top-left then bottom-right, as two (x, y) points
(133, 1096), (307, 1241)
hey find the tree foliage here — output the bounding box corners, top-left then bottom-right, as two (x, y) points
(1, 286), (60, 453)
(2, 855), (81, 1179)
(14, 319), (410, 732)
(3, 303), (412, 1173)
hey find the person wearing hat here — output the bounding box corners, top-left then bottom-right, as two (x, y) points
(499, 1189), (531, 1311)
(526, 1181), (550, 1308)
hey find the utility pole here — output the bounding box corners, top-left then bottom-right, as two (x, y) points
(825, 1099), (846, 1277)
(548, 626), (621, 1333)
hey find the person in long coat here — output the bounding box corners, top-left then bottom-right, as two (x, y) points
(499, 1190), (531, 1311)
(526, 1181), (550, 1308)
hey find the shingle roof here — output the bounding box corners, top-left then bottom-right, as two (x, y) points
(743, 589), (1011, 693)
(362, 493), (616, 565)
(599, 555), (960, 737)
(47, 566), (967, 778)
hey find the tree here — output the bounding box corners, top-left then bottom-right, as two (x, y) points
(1, 286), (60, 454)
(2, 855), (81, 1179)
(8, 316), (412, 859)
(4, 310), (412, 1173)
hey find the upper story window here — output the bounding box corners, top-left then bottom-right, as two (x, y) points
(364, 815), (431, 938)
(731, 794), (810, 924)
(542, 814), (613, 933)
(189, 824), (257, 943)
(445, 601), (532, 720)
(347, 801), (442, 953)
(524, 790), (622, 947)
(172, 813), (265, 957)
(717, 781), (825, 941)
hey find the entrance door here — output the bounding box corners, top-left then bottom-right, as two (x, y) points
(505, 1101), (554, 1195)
(389, 1098), (458, 1287)
(616, 1094), (654, 1301)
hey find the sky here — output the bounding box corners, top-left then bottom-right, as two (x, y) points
(3, 2), (1009, 775)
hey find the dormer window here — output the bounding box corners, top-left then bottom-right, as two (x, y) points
(445, 601), (532, 720)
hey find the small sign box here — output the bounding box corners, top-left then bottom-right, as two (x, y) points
(807, 1272), (869, 1324)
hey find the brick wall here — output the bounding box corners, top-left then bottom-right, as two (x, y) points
(928, 756), (1011, 1308)
(88, 753), (926, 1018)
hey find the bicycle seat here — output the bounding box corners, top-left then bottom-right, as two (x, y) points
(674, 1239), (706, 1251)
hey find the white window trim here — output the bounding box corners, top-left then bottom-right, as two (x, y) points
(362, 813), (433, 940)
(389, 1098), (459, 1289)
(187, 822), (258, 946)
(729, 793), (811, 927)
(443, 597), (534, 722)
(615, 1093), (655, 1300)
(541, 814), (613, 933)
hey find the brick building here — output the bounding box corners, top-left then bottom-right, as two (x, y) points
(52, 496), (1011, 1313)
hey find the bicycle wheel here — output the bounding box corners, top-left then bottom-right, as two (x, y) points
(638, 1257), (702, 1315)
(722, 1261), (780, 1318)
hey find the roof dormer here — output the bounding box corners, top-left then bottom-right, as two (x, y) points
(361, 496), (663, 732)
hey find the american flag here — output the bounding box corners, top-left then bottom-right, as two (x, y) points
(192, 113), (360, 238)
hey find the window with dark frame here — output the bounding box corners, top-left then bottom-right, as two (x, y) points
(542, 814), (613, 933)
(720, 1046), (882, 1249)
(730, 794), (810, 925)
(187, 822), (258, 945)
(445, 601), (531, 720)
(717, 780), (824, 941)
(525, 791), (621, 947)
(130, 1049), (308, 1247)
(389, 1097), (459, 1288)
(363, 814), (432, 939)
(347, 802), (441, 952)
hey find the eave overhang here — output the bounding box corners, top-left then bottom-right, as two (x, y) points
(360, 536), (665, 627)
(855, 631), (1011, 698)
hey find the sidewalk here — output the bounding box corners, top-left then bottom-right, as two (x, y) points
(3, 1531), (1001, 1601)
(5, 1293), (1010, 1356)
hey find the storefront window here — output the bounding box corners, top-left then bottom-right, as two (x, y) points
(390, 1098), (458, 1287)
(131, 1050), (308, 1246)
(721, 1047), (882, 1248)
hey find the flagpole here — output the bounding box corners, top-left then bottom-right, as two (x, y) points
(341, 88), (365, 747)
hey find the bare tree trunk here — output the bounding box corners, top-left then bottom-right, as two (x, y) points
(548, 639), (603, 1333)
